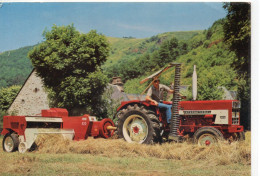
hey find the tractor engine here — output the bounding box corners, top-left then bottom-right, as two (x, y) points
(178, 100), (244, 138)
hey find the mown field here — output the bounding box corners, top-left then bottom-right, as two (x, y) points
(0, 132), (251, 176)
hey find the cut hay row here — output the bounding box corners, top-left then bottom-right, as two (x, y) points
(34, 132), (251, 166)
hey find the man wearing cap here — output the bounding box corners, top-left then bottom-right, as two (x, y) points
(145, 77), (174, 124)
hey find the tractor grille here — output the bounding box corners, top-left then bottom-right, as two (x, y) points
(232, 110), (240, 125)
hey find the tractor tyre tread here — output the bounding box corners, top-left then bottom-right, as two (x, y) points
(237, 131), (245, 141)
(117, 104), (161, 144)
(193, 127), (224, 145)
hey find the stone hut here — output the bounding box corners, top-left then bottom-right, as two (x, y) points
(7, 70), (49, 116)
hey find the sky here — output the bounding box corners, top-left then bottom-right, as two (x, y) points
(0, 2), (227, 52)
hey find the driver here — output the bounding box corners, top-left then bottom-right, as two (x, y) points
(145, 77), (174, 124)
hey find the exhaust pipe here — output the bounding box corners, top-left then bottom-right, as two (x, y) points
(192, 65), (197, 101)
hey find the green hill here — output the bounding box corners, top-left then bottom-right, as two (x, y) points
(111, 19), (239, 101)
(105, 30), (201, 67)
(0, 21), (237, 100)
(0, 46), (34, 88)
(0, 31), (201, 88)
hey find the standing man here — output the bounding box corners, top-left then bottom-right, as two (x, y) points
(145, 77), (174, 124)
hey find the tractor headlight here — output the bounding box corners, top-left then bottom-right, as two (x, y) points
(232, 111), (240, 118)
(232, 101), (241, 109)
(232, 111), (240, 125)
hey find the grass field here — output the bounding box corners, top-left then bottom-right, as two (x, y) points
(0, 132), (251, 176)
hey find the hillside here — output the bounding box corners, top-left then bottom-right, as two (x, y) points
(0, 46), (34, 88)
(105, 30), (201, 66)
(111, 19), (239, 101)
(0, 21), (237, 101)
(0, 31), (201, 88)
(0, 19), (237, 102)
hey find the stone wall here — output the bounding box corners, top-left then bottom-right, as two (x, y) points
(8, 70), (50, 116)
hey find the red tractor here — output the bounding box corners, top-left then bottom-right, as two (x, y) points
(115, 63), (245, 146)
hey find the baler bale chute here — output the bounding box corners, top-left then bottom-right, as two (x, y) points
(1, 108), (116, 153)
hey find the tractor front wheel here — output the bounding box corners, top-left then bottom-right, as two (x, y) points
(117, 104), (161, 144)
(2, 133), (19, 152)
(233, 131), (245, 141)
(193, 127), (224, 146)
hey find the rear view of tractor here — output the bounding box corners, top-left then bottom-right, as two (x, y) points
(116, 63), (245, 146)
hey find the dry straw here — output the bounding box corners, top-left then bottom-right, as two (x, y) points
(34, 132), (251, 166)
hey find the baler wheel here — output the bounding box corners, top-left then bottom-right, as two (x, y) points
(117, 104), (161, 144)
(18, 142), (27, 153)
(2, 133), (19, 152)
(193, 127), (224, 146)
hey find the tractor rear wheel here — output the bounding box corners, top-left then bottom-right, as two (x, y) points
(193, 127), (224, 146)
(117, 104), (161, 144)
(2, 133), (19, 152)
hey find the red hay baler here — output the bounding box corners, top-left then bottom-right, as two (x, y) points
(1, 108), (116, 153)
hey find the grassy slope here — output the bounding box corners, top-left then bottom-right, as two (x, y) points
(0, 46), (34, 88)
(158, 30), (203, 41)
(0, 24), (234, 96)
(123, 20), (238, 95)
(105, 31), (202, 69)
(0, 132), (251, 176)
(0, 31), (201, 88)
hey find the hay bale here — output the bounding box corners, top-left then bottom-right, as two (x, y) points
(34, 132), (251, 165)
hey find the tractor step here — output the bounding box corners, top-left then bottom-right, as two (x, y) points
(168, 133), (184, 142)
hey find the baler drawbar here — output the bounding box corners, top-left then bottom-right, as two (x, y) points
(1, 108), (116, 153)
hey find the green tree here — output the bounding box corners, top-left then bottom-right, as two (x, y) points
(28, 24), (110, 116)
(223, 2), (251, 130)
(0, 85), (21, 111)
(223, 2), (251, 76)
(0, 85), (21, 124)
(158, 37), (179, 66)
(197, 70), (224, 100)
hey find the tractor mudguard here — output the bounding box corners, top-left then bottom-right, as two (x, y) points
(116, 100), (151, 112)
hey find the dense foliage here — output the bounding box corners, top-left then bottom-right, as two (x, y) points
(28, 24), (109, 115)
(0, 85), (21, 111)
(223, 2), (251, 129)
(0, 46), (33, 88)
(105, 37), (189, 82)
(223, 2), (251, 77)
(0, 85), (21, 124)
